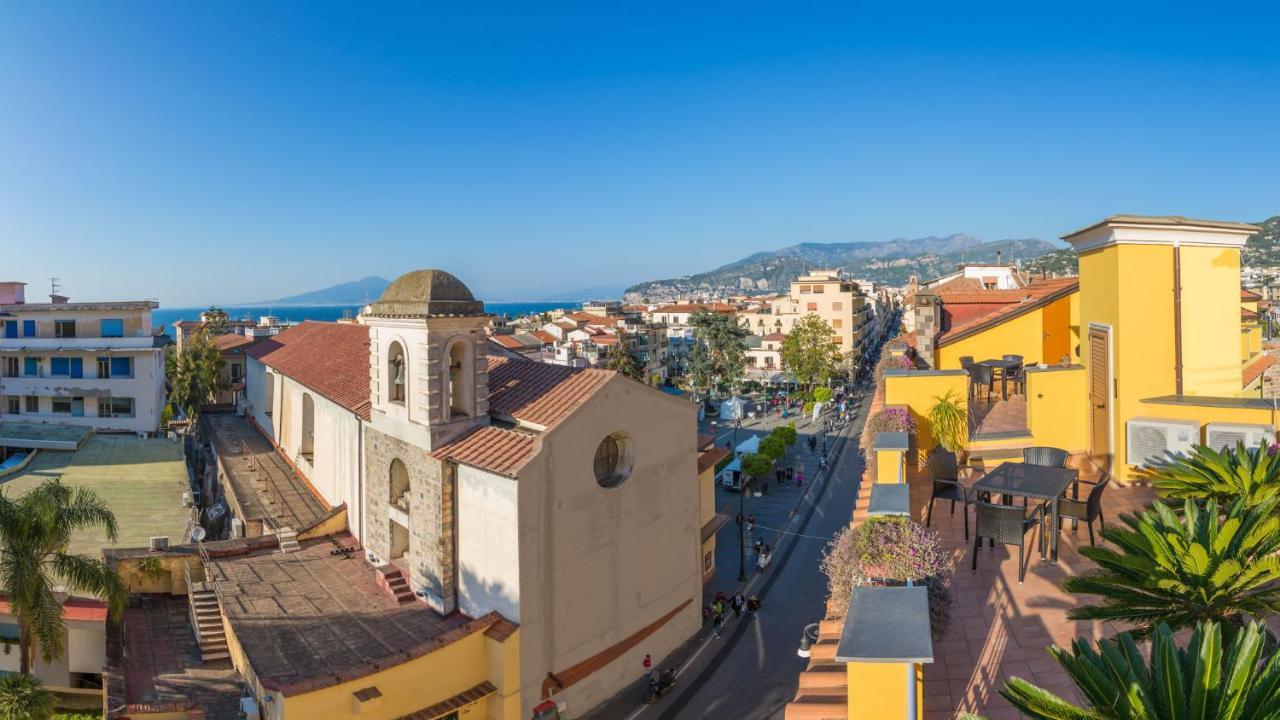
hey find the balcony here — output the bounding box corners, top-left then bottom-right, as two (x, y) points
(0, 335), (158, 351)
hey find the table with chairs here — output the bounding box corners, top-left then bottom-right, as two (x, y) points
(961, 354), (1024, 401)
(924, 445), (1112, 584)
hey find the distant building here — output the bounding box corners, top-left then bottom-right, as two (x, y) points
(737, 270), (875, 364)
(0, 281), (165, 433)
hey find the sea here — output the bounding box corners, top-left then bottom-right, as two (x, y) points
(152, 301), (575, 330)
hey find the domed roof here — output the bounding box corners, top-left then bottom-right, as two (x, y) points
(367, 269), (486, 317)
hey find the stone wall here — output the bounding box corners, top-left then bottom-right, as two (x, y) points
(362, 424), (455, 613)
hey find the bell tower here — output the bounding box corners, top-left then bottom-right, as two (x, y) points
(363, 269), (490, 451)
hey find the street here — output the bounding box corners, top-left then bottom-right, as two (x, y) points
(610, 395), (868, 720)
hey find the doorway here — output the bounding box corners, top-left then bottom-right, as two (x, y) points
(1088, 325), (1111, 470)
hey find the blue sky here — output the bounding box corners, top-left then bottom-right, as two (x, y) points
(3, 3), (1279, 305)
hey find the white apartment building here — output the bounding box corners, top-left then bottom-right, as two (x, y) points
(737, 270), (873, 361)
(0, 282), (165, 433)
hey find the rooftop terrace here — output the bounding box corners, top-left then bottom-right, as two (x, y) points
(204, 532), (506, 696)
(203, 412), (327, 532)
(2, 434), (193, 556)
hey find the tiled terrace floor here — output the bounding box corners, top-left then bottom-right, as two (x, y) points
(910, 460), (1156, 719)
(969, 394), (1028, 438)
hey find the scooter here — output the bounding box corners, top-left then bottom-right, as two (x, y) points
(642, 668), (678, 704)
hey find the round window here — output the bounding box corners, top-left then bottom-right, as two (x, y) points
(593, 432), (633, 488)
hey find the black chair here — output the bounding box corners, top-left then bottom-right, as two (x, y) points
(969, 364), (995, 403)
(1057, 474), (1110, 546)
(925, 448), (975, 540)
(959, 356), (975, 371)
(1022, 446), (1069, 468)
(972, 501), (1044, 583)
(1000, 355), (1025, 394)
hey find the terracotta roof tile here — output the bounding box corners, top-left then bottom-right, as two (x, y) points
(246, 321), (372, 420)
(486, 355), (613, 429)
(0, 595), (106, 622)
(1243, 354), (1276, 389)
(398, 681), (497, 720)
(431, 426), (539, 477)
(530, 330), (557, 344)
(1243, 288), (1263, 301)
(1243, 308), (1260, 321)
(697, 446), (731, 474)
(490, 334), (536, 350)
(763, 332), (786, 341)
(937, 279), (1079, 346)
(214, 333), (261, 352)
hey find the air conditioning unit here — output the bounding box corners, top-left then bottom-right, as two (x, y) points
(1204, 422), (1276, 452)
(1126, 417), (1199, 468)
(230, 518), (245, 539)
(149, 536), (169, 551)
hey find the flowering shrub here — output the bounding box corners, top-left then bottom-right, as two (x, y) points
(859, 406), (917, 454)
(821, 516), (954, 639)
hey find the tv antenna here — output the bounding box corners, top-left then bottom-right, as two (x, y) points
(50, 277), (62, 296)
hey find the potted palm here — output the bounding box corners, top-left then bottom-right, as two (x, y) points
(927, 390), (968, 464)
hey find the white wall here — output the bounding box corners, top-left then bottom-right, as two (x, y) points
(456, 464), (521, 622)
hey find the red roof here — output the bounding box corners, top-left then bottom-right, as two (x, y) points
(490, 334), (534, 350)
(246, 322), (373, 420)
(1243, 354), (1276, 388)
(697, 446), (731, 474)
(1243, 308), (1260, 322)
(1243, 288), (1263, 302)
(531, 330), (557, 344)
(653, 303), (736, 314)
(432, 426), (539, 477)
(762, 332), (786, 342)
(937, 278), (1079, 346)
(214, 333), (261, 352)
(0, 595), (107, 622)
(486, 355), (613, 429)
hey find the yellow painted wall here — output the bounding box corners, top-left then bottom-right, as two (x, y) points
(1179, 245), (1243, 396)
(1133, 400), (1278, 447)
(1041, 295), (1073, 365)
(936, 309), (1043, 370)
(846, 662), (922, 720)
(882, 371), (968, 453)
(1025, 367), (1088, 452)
(1068, 291), (1081, 362)
(698, 466), (716, 527)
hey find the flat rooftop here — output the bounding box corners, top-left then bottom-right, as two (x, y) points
(2, 434), (193, 556)
(203, 413), (327, 531)
(205, 533), (503, 695)
(0, 421), (93, 450)
(108, 596), (242, 720)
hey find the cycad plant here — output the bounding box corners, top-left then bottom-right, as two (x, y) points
(926, 390), (967, 454)
(1148, 442), (1280, 508)
(0, 673), (54, 720)
(961, 621), (1280, 720)
(1062, 498), (1280, 638)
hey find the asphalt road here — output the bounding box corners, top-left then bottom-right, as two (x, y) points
(645, 397), (868, 720)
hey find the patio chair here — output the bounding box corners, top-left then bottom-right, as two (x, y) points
(959, 356), (974, 371)
(1056, 474), (1110, 546)
(1022, 446), (1069, 468)
(969, 364), (995, 403)
(1002, 354), (1025, 394)
(972, 501), (1044, 583)
(925, 448), (977, 540)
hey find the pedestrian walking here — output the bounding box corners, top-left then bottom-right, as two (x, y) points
(775, 468), (783, 487)
(712, 612), (725, 638)
(796, 469), (804, 487)
(731, 592), (745, 617)
(746, 513), (755, 536)
(702, 605), (711, 623)
(736, 511), (743, 527)
(643, 654), (652, 674)
(787, 466), (794, 483)
(747, 595), (761, 617)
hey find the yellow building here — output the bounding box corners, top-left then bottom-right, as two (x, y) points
(697, 435), (731, 583)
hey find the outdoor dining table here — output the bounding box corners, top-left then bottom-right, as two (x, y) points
(975, 358), (1021, 399)
(972, 462), (1078, 562)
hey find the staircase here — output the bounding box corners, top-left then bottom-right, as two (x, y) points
(276, 526), (300, 553)
(188, 587), (230, 662)
(376, 565), (416, 604)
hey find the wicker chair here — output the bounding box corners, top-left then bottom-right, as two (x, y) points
(1022, 446), (1069, 468)
(969, 364), (995, 403)
(925, 448), (975, 540)
(1002, 354), (1025, 395)
(972, 501), (1044, 583)
(1056, 474), (1110, 546)
(959, 356), (975, 371)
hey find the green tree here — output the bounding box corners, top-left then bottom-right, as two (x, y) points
(603, 348), (642, 380)
(0, 479), (126, 674)
(201, 307), (231, 336)
(812, 386), (833, 404)
(773, 423), (798, 447)
(780, 314), (842, 391)
(740, 453), (773, 487)
(758, 434), (786, 463)
(1148, 442), (1280, 509)
(167, 330), (227, 419)
(1063, 498), (1280, 639)
(963, 621), (1280, 720)
(0, 673), (54, 720)
(688, 311), (748, 395)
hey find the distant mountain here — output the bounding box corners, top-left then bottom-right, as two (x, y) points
(250, 276), (391, 307)
(624, 234), (1060, 301)
(1243, 216), (1280, 267)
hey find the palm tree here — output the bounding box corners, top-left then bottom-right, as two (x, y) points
(961, 621), (1280, 720)
(0, 479), (126, 674)
(1148, 442), (1280, 509)
(0, 673), (54, 720)
(1063, 498), (1280, 638)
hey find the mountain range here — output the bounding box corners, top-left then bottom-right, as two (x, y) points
(251, 276), (392, 306)
(624, 234), (1060, 301)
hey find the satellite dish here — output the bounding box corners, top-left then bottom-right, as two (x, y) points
(190, 526), (207, 543)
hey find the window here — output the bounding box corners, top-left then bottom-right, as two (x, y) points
(2, 358), (16, 378)
(99, 397), (134, 418)
(812, 285), (825, 294)
(97, 357), (109, 378)
(447, 340), (472, 419)
(24, 396), (38, 413)
(23, 358), (39, 377)
(300, 394), (315, 459)
(231, 362), (243, 381)
(22, 320), (34, 338)
(807, 303), (818, 312)
(593, 432), (634, 488)
(52, 398), (72, 414)
(832, 302), (842, 311)
(51, 357), (82, 378)
(100, 319), (124, 338)
(832, 319), (843, 329)
(110, 357), (132, 378)
(389, 459), (410, 511)
(5, 397), (18, 415)
(54, 320), (76, 339)
(2, 322), (15, 339)
(799, 285), (811, 294)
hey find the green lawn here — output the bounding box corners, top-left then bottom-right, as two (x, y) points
(1, 434), (193, 557)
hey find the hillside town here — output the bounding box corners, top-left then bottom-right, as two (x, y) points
(6, 213), (1280, 720)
